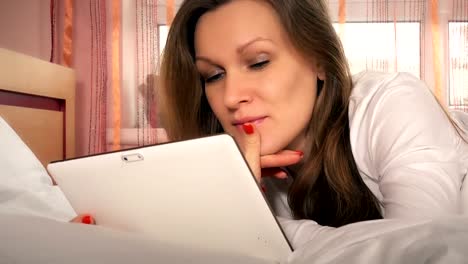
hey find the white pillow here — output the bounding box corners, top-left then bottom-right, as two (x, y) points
(0, 116), (75, 220)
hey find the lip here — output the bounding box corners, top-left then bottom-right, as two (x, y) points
(232, 116), (267, 126)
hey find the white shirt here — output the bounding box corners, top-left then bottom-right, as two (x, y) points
(265, 71), (468, 249)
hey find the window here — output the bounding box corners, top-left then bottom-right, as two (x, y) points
(448, 22), (468, 108)
(334, 22), (421, 78)
(158, 25), (170, 56)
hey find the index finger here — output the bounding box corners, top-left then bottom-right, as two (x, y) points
(236, 123), (261, 182)
(70, 214), (96, 225)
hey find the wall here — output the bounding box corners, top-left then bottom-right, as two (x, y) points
(0, 0), (51, 61)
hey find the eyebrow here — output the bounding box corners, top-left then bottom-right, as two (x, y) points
(195, 37), (273, 65)
(236, 37), (272, 54)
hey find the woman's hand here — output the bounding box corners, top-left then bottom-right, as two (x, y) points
(261, 149), (304, 179)
(237, 123), (303, 183)
(70, 214), (96, 225)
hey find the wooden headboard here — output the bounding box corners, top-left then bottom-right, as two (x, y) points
(0, 48), (75, 166)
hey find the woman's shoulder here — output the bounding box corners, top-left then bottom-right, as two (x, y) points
(350, 71), (423, 100)
(348, 71), (430, 119)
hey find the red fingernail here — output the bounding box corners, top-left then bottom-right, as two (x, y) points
(295, 151), (304, 157)
(82, 215), (93, 225)
(277, 171), (288, 179)
(242, 123), (254, 135)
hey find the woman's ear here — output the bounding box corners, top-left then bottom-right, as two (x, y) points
(312, 59), (326, 81)
(317, 71), (326, 81)
(317, 64), (326, 81)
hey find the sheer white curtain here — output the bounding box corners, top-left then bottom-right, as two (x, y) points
(448, 0), (468, 111)
(327, 0), (468, 111)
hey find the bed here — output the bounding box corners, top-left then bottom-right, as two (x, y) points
(1, 48), (468, 264)
(0, 48), (75, 167)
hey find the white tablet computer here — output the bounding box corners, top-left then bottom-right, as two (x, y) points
(47, 134), (292, 262)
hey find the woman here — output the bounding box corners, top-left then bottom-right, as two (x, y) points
(75, 0), (468, 249)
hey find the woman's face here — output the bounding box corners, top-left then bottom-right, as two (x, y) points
(194, 0), (323, 155)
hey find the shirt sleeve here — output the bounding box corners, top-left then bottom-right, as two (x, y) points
(366, 73), (464, 218)
(278, 217), (335, 249)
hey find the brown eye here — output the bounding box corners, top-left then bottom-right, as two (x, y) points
(249, 60), (270, 70)
(205, 72), (225, 83)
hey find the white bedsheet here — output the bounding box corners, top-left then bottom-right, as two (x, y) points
(1, 213), (468, 264)
(0, 213), (275, 264)
(287, 217), (468, 264)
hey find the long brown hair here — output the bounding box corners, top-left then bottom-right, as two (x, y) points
(160, 0), (382, 227)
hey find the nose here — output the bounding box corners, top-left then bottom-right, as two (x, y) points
(223, 71), (252, 109)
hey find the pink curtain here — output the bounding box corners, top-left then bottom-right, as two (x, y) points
(52, 0), (174, 156)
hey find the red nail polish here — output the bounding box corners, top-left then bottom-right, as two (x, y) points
(295, 151), (304, 157)
(82, 215), (93, 225)
(242, 123), (254, 135)
(277, 170), (288, 179)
